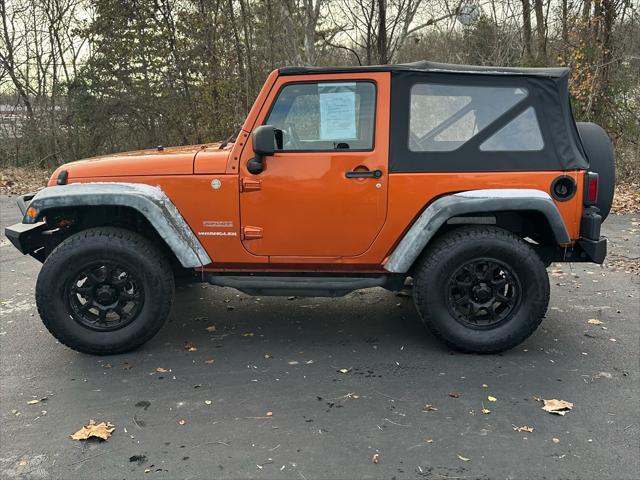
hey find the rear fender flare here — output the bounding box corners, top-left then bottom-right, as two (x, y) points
(384, 189), (570, 273)
(24, 182), (211, 268)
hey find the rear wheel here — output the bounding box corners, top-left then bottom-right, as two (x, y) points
(36, 227), (174, 355)
(413, 226), (549, 353)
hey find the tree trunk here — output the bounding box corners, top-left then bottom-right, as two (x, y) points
(521, 0), (534, 62)
(376, 0), (388, 64)
(533, 0), (546, 62)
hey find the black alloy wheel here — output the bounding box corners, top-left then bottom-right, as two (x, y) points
(446, 258), (521, 329)
(66, 262), (145, 331)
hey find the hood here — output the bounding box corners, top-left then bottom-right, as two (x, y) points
(50, 142), (231, 184)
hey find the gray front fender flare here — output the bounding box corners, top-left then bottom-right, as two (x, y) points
(384, 189), (570, 273)
(24, 182), (212, 268)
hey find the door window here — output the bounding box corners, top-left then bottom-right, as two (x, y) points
(266, 82), (376, 151)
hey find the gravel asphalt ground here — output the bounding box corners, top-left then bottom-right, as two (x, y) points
(1, 194), (638, 479)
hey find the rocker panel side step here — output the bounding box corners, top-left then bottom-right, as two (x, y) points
(204, 274), (396, 297)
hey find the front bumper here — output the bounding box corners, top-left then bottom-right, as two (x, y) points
(5, 221), (48, 254)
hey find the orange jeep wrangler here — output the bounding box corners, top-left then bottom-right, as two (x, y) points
(5, 62), (614, 355)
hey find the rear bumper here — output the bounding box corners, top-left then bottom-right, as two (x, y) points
(5, 222), (48, 254)
(576, 205), (607, 263)
(576, 236), (607, 264)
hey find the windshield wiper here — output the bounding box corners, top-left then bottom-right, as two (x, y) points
(219, 134), (236, 149)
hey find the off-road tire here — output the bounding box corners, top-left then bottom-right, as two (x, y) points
(413, 226), (549, 353)
(36, 227), (174, 355)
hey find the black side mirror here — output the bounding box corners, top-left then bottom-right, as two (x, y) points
(253, 125), (276, 156)
(248, 125), (283, 175)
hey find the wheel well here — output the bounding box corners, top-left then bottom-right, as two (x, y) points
(410, 210), (559, 273)
(39, 206), (187, 274)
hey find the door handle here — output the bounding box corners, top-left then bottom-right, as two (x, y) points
(345, 169), (382, 179)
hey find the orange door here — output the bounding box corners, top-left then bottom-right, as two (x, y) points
(239, 73), (390, 258)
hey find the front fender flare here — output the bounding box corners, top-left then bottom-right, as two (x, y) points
(384, 189), (570, 273)
(24, 182), (212, 268)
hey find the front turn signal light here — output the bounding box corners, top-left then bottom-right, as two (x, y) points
(26, 206), (38, 219)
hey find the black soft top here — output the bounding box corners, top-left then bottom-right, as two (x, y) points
(279, 61), (570, 79)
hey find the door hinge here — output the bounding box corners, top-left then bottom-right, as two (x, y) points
(241, 178), (262, 192)
(242, 226), (263, 240)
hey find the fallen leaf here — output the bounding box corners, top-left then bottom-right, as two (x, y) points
(513, 425), (534, 433)
(481, 408), (491, 414)
(242, 332), (254, 337)
(27, 398), (46, 405)
(102, 363), (112, 369)
(184, 342), (198, 352)
(339, 368), (350, 374)
(487, 395), (497, 402)
(70, 420), (115, 441)
(156, 367), (169, 373)
(205, 325), (217, 332)
(481, 384), (488, 388)
(422, 404), (438, 412)
(205, 400), (212, 405)
(266, 411), (273, 417)
(448, 392), (461, 398)
(178, 419), (186, 425)
(552, 437), (560, 443)
(425, 438), (433, 443)
(457, 454), (470, 462)
(204, 359), (214, 364)
(372, 453), (380, 464)
(588, 319), (604, 325)
(542, 399), (573, 415)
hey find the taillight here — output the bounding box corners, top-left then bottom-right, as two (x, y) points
(584, 172), (599, 205)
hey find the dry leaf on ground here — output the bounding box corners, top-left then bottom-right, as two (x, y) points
(513, 425), (534, 433)
(338, 368), (350, 374)
(481, 407), (491, 414)
(448, 392), (461, 398)
(542, 398), (573, 415)
(27, 398), (46, 405)
(206, 325), (217, 332)
(422, 404), (438, 412)
(372, 453), (380, 464)
(457, 454), (470, 462)
(156, 367), (169, 373)
(487, 395), (497, 402)
(611, 183), (640, 215)
(184, 342), (198, 352)
(587, 319), (604, 325)
(70, 420), (115, 441)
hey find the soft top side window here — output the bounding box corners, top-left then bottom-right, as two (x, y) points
(266, 81), (376, 151)
(409, 84), (531, 152)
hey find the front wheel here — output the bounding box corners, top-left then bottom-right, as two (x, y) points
(36, 227), (175, 355)
(413, 226), (550, 353)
